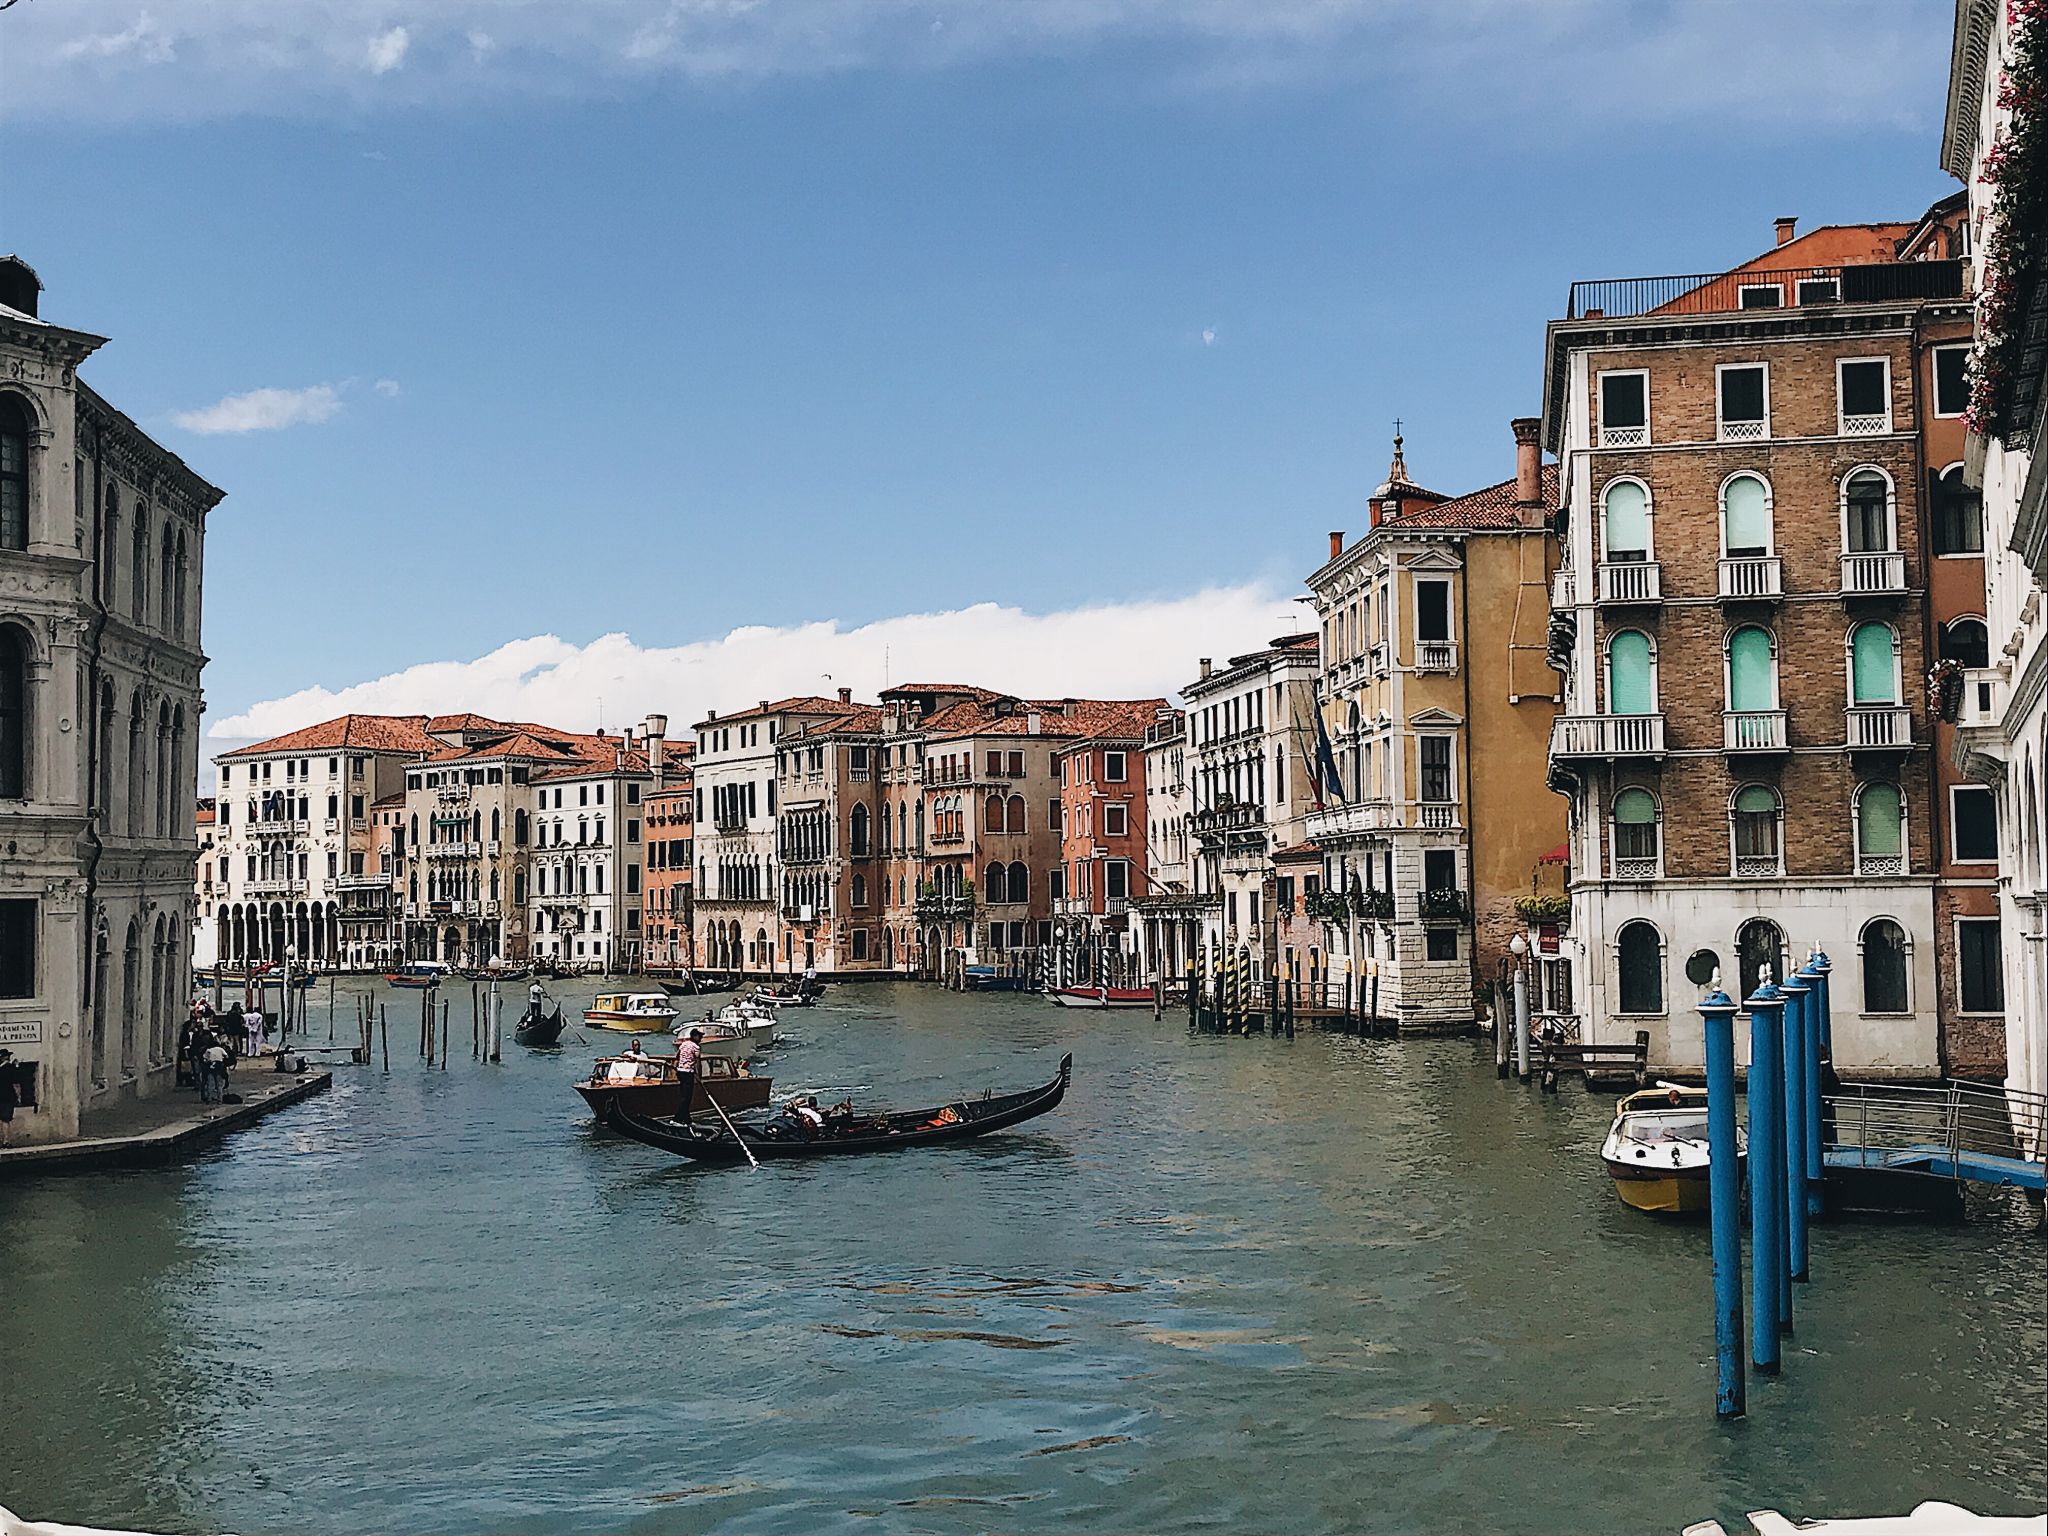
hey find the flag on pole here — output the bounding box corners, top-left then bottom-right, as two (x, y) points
(1312, 707), (1347, 805)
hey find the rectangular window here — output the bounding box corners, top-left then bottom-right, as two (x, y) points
(1838, 359), (1891, 433)
(1007, 751), (1023, 777)
(1958, 918), (2004, 1013)
(1425, 928), (1458, 962)
(326, 852), (338, 879)
(1415, 580), (1451, 642)
(1103, 803), (1128, 837)
(988, 751), (1002, 776)
(0, 898), (35, 997)
(1104, 751), (1127, 783)
(1419, 736), (1453, 803)
(1737, 282), (1783, 309)
(1049, 800), (1063, 832)
(1796, 276), (1840, 305)
(1598, 370), (1648, 448)
(1932, 345), (1970, 418)
(626, 866), (640, 895)
(1717, 363), (1768, 440)
(1423, 848), (1456, 891)
(1106, 860), (1130, 900)
(1952, 787), (1998, 863)
(627, 783), (640, 804)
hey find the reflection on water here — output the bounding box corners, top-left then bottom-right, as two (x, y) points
(2, 979), (2043, 1536)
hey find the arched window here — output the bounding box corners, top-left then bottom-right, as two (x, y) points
(513, 871), (525, 905)
(1726, 625), (1777, 712)
(1861, 917), (1909, 1014)
(1940, 618), (1990, 669)
(1855, 782), (1906, 874)
(1731, 784), (1781, 875)
(1006, 795), (1025, 834)
(1602, 479), (1650, 562)
(1611, 787), (1660, 874)
(159, 524), (176, 633)
(96, 682), (114, 813)
(513, 808), (529, 845)
(1850, 623), (1900, 704)
(0, 625), (27, 799)
(1008, 861), (1028, 903)
(1844, 469), (1894, 553)
(983, 794), (1004, 833)
(1737, 918), (1786, 1002)
(130, 511), (148, 624)
(850, 803), (871, 857)
(0, 393), (30, 551)
(490, 807), (501, 842)
(174, 530), (189, 637)
(984, 861), (1005, 903)
(1607, 631), (1655, 715)
(1721, 473), (1771, 558)
(1930, 464), (1982, 555)
(851, 873), (867, 908)
(127, 692), (146, 836)
(1616, 921), (1663, 1014)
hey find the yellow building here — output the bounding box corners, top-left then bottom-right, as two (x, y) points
(1301, 423), (1564, 1031)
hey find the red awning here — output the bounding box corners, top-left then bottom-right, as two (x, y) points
(1537, 843), (1569, 865)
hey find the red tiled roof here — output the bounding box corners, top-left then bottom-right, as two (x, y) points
(220, 713), (438, 759)
(691, 695), (847, 730)
(1381, 463), (1559, 531)
(796, 704), (886, 737)
(195, 802), (216, 825)
(929, 698), (1169, 743)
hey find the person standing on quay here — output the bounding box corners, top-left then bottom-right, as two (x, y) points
(673, 1026), (703, 1123)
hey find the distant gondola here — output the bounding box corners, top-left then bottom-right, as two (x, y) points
(603, 1053), (1072, 1164)
(513, 1000), (566, 1049)
(658, 970), (738, 998)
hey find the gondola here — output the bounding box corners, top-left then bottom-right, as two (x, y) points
(604, 1053), (1073, 1164)
(658, 970), (737, 998)
(513, 1000), (565, 1049)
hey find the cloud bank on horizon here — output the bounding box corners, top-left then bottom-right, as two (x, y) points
(207, 582), (1308, 747)
(11, 1), (1943, 129)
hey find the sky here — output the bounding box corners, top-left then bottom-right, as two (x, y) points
(0, 0), (1961, 777)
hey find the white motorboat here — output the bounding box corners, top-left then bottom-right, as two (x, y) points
(1684, 1503), (2046, 1535)
(1600, 1082), (1745, 1215)
(583, 992), (681, 1032)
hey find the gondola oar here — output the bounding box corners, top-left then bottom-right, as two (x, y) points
(705, 1088), (760, 1170)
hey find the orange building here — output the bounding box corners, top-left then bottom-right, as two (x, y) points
(642, 735), (695, 972)
(1050, 705), (1162, 980)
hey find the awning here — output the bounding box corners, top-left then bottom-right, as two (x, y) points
(1538, 843), (1569, 865)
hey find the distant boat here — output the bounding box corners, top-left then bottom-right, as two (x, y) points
(386, 962), (450, 990)
(584, 992), (680, 1031)
(575, 1051), (771, 1123)
(1599, 1083), (1744, 1215)
(1046, 985), (1154, 1010)
(513, 1000), (565, 1048)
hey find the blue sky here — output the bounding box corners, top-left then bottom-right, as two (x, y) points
(0, 1), (1959, 755)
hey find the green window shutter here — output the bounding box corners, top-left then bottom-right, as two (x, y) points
(1723, 475), (1769, 554)
(1859, 784), (1903, 856)
(1851, 624), (1896, 704)
(1608, 631), (1653, 714)
(1603, 481), (1649, 558)
(1728, 627), (1774, 711)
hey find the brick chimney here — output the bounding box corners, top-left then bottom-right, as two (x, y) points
(1199, 657), (1213, 681)
(1328, 530), (1344, 561)
(643, 712), (668, 791)
(1512, 416), (1542, 507)
(1775, 216), (1797, 248)
(837, 686), (852, 705)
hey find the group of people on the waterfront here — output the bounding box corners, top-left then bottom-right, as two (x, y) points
(176, 997), (272, 1104)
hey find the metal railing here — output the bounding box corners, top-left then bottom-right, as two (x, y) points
(1826, 1080), (2048, 1179)
(1565, 258), (1964, 320)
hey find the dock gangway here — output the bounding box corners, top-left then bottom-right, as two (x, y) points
(1824, 1080), (2047, 1195)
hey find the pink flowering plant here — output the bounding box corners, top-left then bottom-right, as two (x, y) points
(1968, 0), (2048, 443)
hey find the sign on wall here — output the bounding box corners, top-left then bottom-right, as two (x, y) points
(0, 1018), (45, 1046)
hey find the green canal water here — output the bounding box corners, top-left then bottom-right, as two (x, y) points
(2, 980), (2043, 1535)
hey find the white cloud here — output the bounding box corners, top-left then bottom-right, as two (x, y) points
(2, 1), (1947, 130)
(373, 378), (402, 397)
(1200, 327), (1217, 347)
(365, 25), (410, 74)
(171, 384), (342, 435)
(207, 583), (1305, 743)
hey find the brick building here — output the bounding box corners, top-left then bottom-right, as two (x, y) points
(641, 723), (694, 972)
(1050, 703), (1163, 979)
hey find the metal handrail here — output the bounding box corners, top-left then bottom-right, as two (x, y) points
(1823, 1080), (2046, 1174)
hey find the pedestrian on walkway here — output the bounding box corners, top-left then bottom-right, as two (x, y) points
(199, 1033), (230, 1104)
(0, 1048), (19, 1146)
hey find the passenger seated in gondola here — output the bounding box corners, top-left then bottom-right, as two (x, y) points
(794, 1097), (827, 1134)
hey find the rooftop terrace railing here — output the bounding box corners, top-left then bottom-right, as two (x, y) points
(1565, 258), (1964, 321)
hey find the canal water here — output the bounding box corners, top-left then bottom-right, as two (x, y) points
(2, 980), (2042, 1535)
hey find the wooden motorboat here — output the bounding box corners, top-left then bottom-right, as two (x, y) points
(1046, 985), (1154, 1010)
(604, 1053), (1072, 1164)
(1600, 1083), (1744, 1215)
(513, 1000), (566, 1048)
(751, 983), (816, 1007)
(386, 962), (449, 991)
(584, 992), (679, 1031)
(576, 1052), (771, 1123)
(674, 1012), (771, 1060)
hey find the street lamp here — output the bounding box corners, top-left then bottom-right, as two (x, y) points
(282, 943), (298, 1047)
(1507, 932), (1529, 1081)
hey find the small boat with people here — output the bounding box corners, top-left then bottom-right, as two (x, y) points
(575, 1050), (771, 1123)
(604, 1052), (1072, 1164)
(513, 996), (566, 1048)
(385, 961), (451, 991)
(584, 992), (680, 1031)
(1600, 1082), (1744, 1215)
(657, 968), (738, 998)
(1046, 984), (1154, 1010)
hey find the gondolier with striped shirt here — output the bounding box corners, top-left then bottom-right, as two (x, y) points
(673, 1027), (703, 1122)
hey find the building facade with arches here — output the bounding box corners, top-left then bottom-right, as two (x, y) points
(1542, 199), (1984, 1076)
(0, 256), (220, 1146)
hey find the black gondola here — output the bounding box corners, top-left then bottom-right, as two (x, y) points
(657, 970), (738, 999)
(603, 1053), (1072, 1164)
(513, 1001), (565, 1049)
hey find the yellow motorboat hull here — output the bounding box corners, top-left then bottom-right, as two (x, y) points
(1605, 1161), (1714, 1215)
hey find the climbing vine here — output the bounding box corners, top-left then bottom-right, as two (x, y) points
(1969, 0), (2048, 443)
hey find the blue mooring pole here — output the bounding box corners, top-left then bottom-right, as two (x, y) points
(1808, 948), (1831, 1218)
(1746, 976), (1785, 1371)
(1779, 966), (1812, 1286)
(1700, 981), (1746, 1418)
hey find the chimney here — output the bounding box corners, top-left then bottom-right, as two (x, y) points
(758, 700), (769, 714)
(1199, 657), (1213, 680)
(643, 712), (668, 791)
(1775, 216), (1797, 248)
(837, 686), (851, 705)
(0, 256), (42, 319)
(1027, 712), (1042, 735)
(1512, 416), (1542, 507)
(1328, 530), (1344, 561)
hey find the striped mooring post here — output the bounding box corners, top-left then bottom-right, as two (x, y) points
(1698, 977), (1746, 1418)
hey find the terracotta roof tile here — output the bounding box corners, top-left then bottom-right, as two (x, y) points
(220, 713), (439, 760)
(1380, 464), (1559, 531)
(691, 695), (847, 730)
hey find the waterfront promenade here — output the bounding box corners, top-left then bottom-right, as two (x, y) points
(0, 1063), (330, 1173)
(0, 978), (2040, 1536)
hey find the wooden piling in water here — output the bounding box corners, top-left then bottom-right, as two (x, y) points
(441, 1000), (449, 1071)
(380, 1004), (390, 1072)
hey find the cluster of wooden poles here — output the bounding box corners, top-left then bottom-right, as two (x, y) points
(346, 981), (508, 1072)
(1178, 952), (1395, 1038)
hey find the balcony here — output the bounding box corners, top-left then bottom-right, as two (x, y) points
(1596, 561), (1662, 605)
(914, 893), (974, 921)
(246, 877), (297, 897)
(1846, 705), (1913, 752)
(1722, 710), (1787, 753)
(1550, 566), (1576, 612)
(1550, 713), (1666, 761)
(1718, 555), (1783, 602)
(1841, 552), (1908, 596)
(1418, 802), (1458, 830)
(1839, 410), (1892, 437)
(1717, 414), (1770, 443)
(1599, 423), (1649, 450)
(1222, 845), (1271, 876)
(712, 814), (749, 835)
(1955, 666), (2003, 730)
(1306, 801), (1397, 842)
(1418, 887), (1468, 923)
(250, 819), (308, 839)
(486, 839), (501, 857)
(1415, 639), (1458, 674)
(334, 872), (391, 892)
(1564, 258), (1964, 320)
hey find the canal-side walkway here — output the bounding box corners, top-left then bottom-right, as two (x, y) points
(0, 1065), (331, 1173)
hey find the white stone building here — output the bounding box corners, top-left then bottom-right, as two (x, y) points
(1, 256), (219, 1145)
(1946, 0), (2048, 1139)
(1129, 707), (1204, 983)
(528, 745), (653, 973)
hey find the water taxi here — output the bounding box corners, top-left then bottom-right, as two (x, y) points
(1600, 1083), (1743, 1215)
(385, 962), (451, 990)
(584, 992), (679, 1031)
(575, 1051), (771, 1123)
(1046, 984), (1155, 1010)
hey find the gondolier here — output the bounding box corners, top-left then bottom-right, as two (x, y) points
(674, 1027), (704, 1121)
